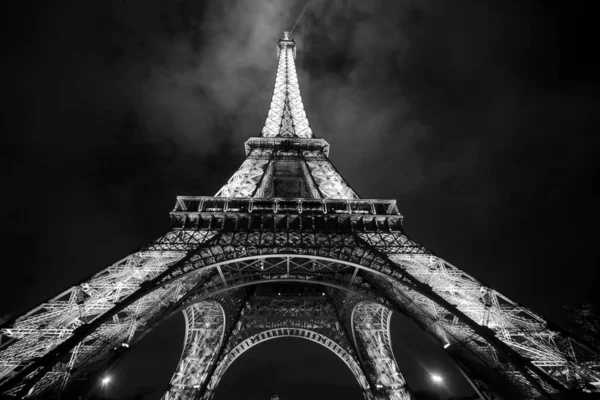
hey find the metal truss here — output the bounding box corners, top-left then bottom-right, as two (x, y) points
(215, 149), (272, 198)
(202, 295), (372, 400)
(210, 327), (366, 390)
(216, 147), (357, 200)
(3, 220), (598, 398)
(382, 252), (600, 397)
(0, 241), (191, 397)
(162, 291), (245, 400)
(174, 288), (411, 400)
(351, 301), (411, 400)
(302, 150), (359, 199)
(261, 31), (312, 139)
(163, 301), (225, 399)
(2, 32), (600, 400)
(216, 30), (358, 200)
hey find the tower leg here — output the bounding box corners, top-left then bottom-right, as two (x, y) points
(330, 288), (413, 400)
(351, 301), (412, 400)
(162, 291), (245, 400)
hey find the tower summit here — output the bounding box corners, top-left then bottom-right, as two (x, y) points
(1, 32), (599, 400)
(216, 32), (358, 199)
(262, 30), (312, 139)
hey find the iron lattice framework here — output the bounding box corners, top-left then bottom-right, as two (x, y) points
(1, 32), (599, 400)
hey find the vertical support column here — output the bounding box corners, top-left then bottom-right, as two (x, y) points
(161, 302), (225, 400)
(350, 300), (412, 400)
(162, 291), (245, 400)
(201, 301), (249, 400)
(329, 290), (411, 400)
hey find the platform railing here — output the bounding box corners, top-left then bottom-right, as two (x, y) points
(172, 197), (400, 216)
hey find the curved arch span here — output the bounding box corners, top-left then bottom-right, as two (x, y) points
(350, 301), (394, 354)
(3, 248), (573, 398)
(205, 328), (370, 398)
(166, 301), (227, 395)
(350, 301), (409, 398)
(171, 276), (391, 316)
(0, 252), (469, 396)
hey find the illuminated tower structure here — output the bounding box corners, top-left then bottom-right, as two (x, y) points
(1, 32), (599, 400)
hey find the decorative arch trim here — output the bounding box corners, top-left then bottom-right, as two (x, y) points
(206, 328), (370, 394)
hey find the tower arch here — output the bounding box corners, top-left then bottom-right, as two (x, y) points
(205, 329), (370, 399)
(162, 301), (227, 400)
(3, 244), (600, 399)
(350, 301), (407, 400)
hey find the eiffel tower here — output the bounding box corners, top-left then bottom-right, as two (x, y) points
(1, 32), (599, 400)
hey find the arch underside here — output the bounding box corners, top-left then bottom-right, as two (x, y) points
(163, 292), (245, 400)
(164, 289), (384, 400)
(1, 229), (599, 399)
(208, 328), (366, 393)
(205, 327), (369, 400)
(165, 302), (224, 399)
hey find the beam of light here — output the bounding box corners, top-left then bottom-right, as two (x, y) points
(443, 342), (450, 349)
(431, 374), (443, 383)
(289, 0), (314, 35)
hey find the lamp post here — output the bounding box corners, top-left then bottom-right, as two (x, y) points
(100, 376), (111, 398)
(83, 376), (111, 400)
(431, 374), (443, 400)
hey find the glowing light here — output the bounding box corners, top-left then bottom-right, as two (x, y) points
(443, 343), (450, 349)
(101, 376), (111, 386)
(431, 374), (443, 383)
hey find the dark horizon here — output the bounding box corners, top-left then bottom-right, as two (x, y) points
(1, 0), (599, 399)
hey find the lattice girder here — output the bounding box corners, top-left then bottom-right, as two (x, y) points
(0, 230), (209, 396)
(383, 252), (600, 394)
(215, 149), (273, 198)
(3, 224), (599, 398)
(206, 328), (370, 400)
(302, 150), (359, 199)
(261, 34), (312, 139)
(162, 291), (245, 400)
(163, 302), (225, 400)
(349, 300), (411, 400)
(215, 145), (358, 200)
(201, 295), (372, 399)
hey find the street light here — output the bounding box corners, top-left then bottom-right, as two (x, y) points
(431, 374), (443, 399)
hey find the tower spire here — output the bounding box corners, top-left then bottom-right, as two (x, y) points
(261, 31), (313, 138)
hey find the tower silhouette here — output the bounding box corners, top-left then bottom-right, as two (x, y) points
(1, 32), (599, 400)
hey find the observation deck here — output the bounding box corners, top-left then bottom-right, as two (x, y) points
(170, 196), (404, 232)
(244, 137), (330, 156)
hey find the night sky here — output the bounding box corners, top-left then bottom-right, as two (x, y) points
(1, 0), (599, 399)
